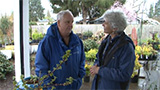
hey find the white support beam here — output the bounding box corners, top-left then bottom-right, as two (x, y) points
(23, 0), (30, 78)
(14, 0), (30, 82)
(14, 0), (21, 82)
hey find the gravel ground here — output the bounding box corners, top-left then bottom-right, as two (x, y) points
(0, 70), (14, 90)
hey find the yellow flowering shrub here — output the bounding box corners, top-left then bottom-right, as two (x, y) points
(135, 45), (142, 55)
(85, 49), (98, 61)
(142, 45), (152, 56)
(131, 53), (142, 78)
(136, 44), (157, 58)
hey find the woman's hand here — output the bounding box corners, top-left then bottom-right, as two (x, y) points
(90, 64), (100, 75)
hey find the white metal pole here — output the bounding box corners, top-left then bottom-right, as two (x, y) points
(23, 0), (30, 78)
(14, 0), (21, 82)
(14, 0), (30, 81)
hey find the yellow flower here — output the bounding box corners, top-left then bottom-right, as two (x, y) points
(85, 64), (91, 69)
(131, 53), (142, 78)
(135, 45), (142, 54)
(142, 45), (152, 55)
(85, 64), (92, 76)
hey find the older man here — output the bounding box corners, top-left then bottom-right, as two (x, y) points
(35, 10), (85, 90)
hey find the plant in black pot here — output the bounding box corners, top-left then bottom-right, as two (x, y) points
(131, 53), (142, 83)
(84, 63), (92, 83)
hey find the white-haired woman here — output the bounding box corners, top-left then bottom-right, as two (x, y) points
(90, 10), (136, 90)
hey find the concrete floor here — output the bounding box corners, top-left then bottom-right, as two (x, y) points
(80, 75), (143, 90)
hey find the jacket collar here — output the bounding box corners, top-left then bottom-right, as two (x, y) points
(48, 22), (79, 48)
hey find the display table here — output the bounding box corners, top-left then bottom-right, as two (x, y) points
(138, 53), (160, 90)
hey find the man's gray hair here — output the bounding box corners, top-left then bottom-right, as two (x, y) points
(103, 10), (127, 32)
(57, 10), (73, 21)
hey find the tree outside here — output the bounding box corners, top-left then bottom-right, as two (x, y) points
(149, 0), (160, 22)
(49, 0), (126, 24)
(0, 14), (13, 45)
(29, 0), (45, 22)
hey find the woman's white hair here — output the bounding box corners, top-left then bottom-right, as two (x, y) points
(103, 10), (127, 32)
(57, 10), (73, 21)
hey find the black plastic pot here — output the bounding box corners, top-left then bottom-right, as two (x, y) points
(84, 76), (90, 82)
(131, 75), (139, 83)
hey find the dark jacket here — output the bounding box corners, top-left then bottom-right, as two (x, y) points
(91, 32), (135, 90)
(35, 23), (85, 90)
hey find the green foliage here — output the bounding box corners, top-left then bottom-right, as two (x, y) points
(29, 0), (45, 22)
(32, 33), (39, 40)
(29, 27), (32, 39)
(0, 29), (5, 44)
(83, 39), (98, 52)
(0, 52), (14, 79)
(148, 0), (160, 21)
(49, 0), (126, 23)
(13, 50), (74, 89)
(29, 22), (37, 25)
(155, 0), (160, 17)
(50, 0), (80, 16)
(149, 5), (154, 18)
(82, 31), (93, 39)
(147, 33), (160, 50)
(95, 0), (114, 15)
(0, 15), (11, 35)
(85, 49), (98, 62)
(0, 15), (12, 44)
(32, 32), (44, 40)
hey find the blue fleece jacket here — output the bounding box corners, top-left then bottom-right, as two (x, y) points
(35, 23), (85, 90)
(92, 32), (136, 90)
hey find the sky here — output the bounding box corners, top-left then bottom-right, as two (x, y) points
(0, 0), (53, 17)
(0, 0), (14, 16)
(41, 0), (53, 15)
(124, 0), (158, 13)
(0, 0), (159, 17)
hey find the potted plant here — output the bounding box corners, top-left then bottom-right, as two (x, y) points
(85, 49), (98, 62)
(148, 45), (158, 60)
(131, 53), (142, 83)
(84, 63), (92, 82)
(135, 45), (143, 59)
(142, 45), (152, 60)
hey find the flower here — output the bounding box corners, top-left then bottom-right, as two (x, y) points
(131, 53), (142, 78)
(142, 45), (152, 56)
(135, 45), (142, 55)
(85, 49), (98, 62)
(85, 63), (92, 76)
